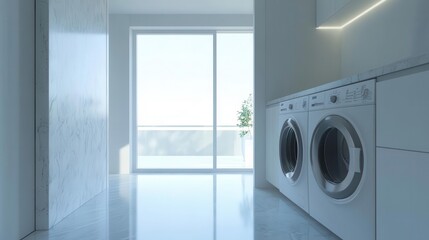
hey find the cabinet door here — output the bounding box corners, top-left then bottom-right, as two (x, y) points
(317, 0), (380, 27)
(376, 148), (429, 240)
(266, 105), (279, 188)
(377, 69), (429, 152)
(317, 0), (351, 26)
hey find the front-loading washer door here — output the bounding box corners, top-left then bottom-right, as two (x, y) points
(311, 115), (363, 199)
(279, 118), (303, 182)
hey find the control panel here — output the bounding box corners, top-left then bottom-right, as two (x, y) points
(309, 79), (375, 110)
(279, 96), (309, 114)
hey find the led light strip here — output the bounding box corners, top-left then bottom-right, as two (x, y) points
(317, 0), (386, 30)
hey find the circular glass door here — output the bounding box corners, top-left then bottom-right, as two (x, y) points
(311, 115), (363, 199)
(279, 118), (303, 182)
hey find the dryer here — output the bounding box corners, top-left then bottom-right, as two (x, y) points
(278, 96), (309, 212)
(308, 80), (375, 240)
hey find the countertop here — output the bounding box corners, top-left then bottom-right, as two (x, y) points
(267, 53), (429, 106)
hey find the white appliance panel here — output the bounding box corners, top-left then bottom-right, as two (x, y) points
(277, 96), (309, 212)
(266, 104), (280, 188)
(308, 79), (375, 240)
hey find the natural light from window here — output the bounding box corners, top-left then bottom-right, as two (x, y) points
(135, 32), (253, 170)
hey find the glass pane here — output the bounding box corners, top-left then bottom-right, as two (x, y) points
(280, 127), (298, 173)
(216, 32), (254, 169)
(136, 34), (213, 169)
(319, 128), (350, 183)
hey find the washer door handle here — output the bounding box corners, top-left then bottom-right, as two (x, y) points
(350, 147), (361, 173)
(285, 172), (294, 180)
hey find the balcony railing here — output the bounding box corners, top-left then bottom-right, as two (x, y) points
(136, 125), (253, 169)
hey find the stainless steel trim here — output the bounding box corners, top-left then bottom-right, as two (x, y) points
(311, 115), (363, 199)
(279, 118), (303, 182)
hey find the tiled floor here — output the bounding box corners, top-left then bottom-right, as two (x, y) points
(25, 174), (339, 240)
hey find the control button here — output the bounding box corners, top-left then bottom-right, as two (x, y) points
(288, 104), (293, 110)
(330, 95), (338, 103)
(362, 88), (369, 99)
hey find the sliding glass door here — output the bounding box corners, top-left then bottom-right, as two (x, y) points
(136, 33), (213, 169)
(133, 30), (253, 172)
(216, 32), (254, 169)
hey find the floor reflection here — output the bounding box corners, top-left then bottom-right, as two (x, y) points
(25, 174), (338, 240)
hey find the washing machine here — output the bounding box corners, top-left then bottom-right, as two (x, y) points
(277, 96), (309, 212)
(308, 79), (375, 240)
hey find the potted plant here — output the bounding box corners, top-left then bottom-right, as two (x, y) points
(237, 94), (253, 167)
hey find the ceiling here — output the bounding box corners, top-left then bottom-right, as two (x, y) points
(109, 0), (253, 14)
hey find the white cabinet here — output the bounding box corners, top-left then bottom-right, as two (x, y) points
(376, 148), (429, 240)
(377, 69), (429, 152)
(266, 104), (280, 188)
(376, 68), (429, 239)
(317, 0), (382, 28)
(317, 0), (352, 27)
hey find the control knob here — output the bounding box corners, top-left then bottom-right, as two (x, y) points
(362, 88), (369, 99)
(288, 104), (293, 110)
(330, 95), (338, 103)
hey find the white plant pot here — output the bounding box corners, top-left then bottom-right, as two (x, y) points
(241, 135), (253, 168)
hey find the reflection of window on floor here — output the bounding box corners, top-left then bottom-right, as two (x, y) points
(135, 31), (253, 170)
(134, 174), (254, 239)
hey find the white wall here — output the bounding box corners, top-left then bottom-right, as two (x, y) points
(0, 0), (35, 239)
(341, 0), (429, 76)
(264, 0), (341, 102)
(109, 14), (253, 174)
(254, 0), (341, 188)
(36, 0), (108, 229)
(253, 0), (269, 188)
(261, 0), (429, 97)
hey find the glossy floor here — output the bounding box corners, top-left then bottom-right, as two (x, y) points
(25, 174), (339, 240)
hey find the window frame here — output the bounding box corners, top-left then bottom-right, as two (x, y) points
(130, 27), (254, 174)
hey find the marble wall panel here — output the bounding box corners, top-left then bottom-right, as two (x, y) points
(36, 0), (108, 229)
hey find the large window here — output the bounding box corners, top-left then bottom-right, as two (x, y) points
(132, 30), (253, 172)
(216, 33), (254, 169)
